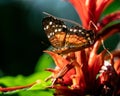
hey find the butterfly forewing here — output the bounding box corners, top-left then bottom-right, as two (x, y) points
(42, 16), (67, 48)
(42, 16), (95, 54)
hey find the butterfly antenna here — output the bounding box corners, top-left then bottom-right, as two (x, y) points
(43, 12), (54, 17)
(43, 12), (82, 27)
(58, 17), (82, 27)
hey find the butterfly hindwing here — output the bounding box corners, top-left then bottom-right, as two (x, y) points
(66, 26), (95, 47)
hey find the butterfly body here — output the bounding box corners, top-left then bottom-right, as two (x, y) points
(42, 16), (95, 54)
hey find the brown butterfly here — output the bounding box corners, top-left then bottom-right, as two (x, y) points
(42, 16), (95, 54)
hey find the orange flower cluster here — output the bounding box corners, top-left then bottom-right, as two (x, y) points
(45, 0), (120, 95)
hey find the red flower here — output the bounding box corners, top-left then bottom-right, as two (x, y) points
(45, 0), (120, 95)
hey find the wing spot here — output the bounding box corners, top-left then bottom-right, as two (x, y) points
(70, 29), (73, 32)
(74, 29), (77, 32)
(87, 37), (91, 40)
(63, 25), (66, 28)
(79, 30), (82, 32)
(48, 35), (50, 38)
(86, 33), (90, 36)
(59, 25), (62, 27)
(50, 32), (53, 36)
(44, 27), (46, 30)
(55, 29), (58, 32)
(58, 28), (62, 32)
(46, 25), (49, 29)
(52, 32), (55, 35)
(81, 32), (84, 34)
(52, 25), (55, 27)
(49, 21), (52, 25)
(89, 40), (93, 44)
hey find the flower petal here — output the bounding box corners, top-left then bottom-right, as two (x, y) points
(96, 23), (120, 40)
(44, 50), (69, 68)
(88, 41), (106, 85)
(114, 58), (120, 76)
(98, 11), (120, 30)
(95, 0), (113, 22)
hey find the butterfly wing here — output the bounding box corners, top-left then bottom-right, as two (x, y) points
(42, 16), (95, 54)
(67, 26), (95, 46)
(42, 16), (67, 48)
(53, 26), (95, 54)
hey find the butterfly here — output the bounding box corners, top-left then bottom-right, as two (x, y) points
(42, 16), (95, 54)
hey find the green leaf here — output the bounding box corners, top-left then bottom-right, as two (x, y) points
(0, 71), (53, 96)
(103, 0), (120, 16)
(0, 71), (51, 87)
(35, 53), (55, 72)
(18, 90), (54, 96)
(0, 75), (26, 87)
(26, 71), (52, 85)
(0, 80), (53, 95)
(28, 80), (51, 90)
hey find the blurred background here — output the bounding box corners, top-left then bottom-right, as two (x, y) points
(0, 0), (80, 76)
(0, 0), (120, 77)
